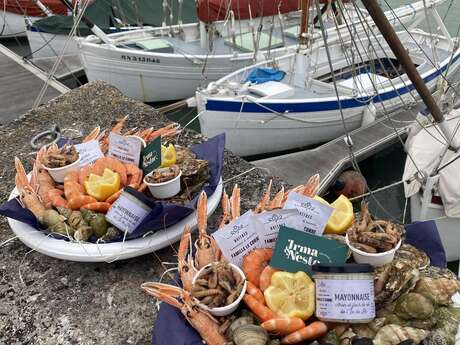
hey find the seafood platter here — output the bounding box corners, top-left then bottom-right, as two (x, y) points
(145, 175), (460, 345)
(0, 118), (224, 262)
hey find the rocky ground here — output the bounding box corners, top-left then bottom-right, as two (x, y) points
(0, 82), (287, 344)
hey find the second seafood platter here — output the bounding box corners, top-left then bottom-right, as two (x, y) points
(146, 175), (460, 345)
(0, 118), (224, 261)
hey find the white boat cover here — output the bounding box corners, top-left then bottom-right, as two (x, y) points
(403, 109), (460, 217)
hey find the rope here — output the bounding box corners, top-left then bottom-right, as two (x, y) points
(348, 179), (405, 201)
(32, 0), (91, 109)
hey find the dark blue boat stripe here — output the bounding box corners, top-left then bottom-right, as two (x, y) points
(205, 51), (460, 113)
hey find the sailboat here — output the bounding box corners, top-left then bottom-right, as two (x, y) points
(76, 0), (430, 103)
(0, 0), (66, 37)
(25, 0), (199, 59)
(193, 0), (460, 157)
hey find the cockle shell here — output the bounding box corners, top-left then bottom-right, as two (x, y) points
(233, 324), (269, 345)
(227, 316), (255, 340)
(414, 277), (460, 305)
(373, 325), (429, 345)
(395, 293), (434, 320)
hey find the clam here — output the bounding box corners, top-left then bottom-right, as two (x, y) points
(373, 325), (429, 345)
(233, 324), (269, 345)
(227, 316), (255, 340)
(395, 293), (434, 320)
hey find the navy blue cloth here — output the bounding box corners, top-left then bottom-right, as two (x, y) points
(405, 220), (447, 267)
(151, 220), (447, 345)
(245, 67), (286, 84)
(0, 134), (225, 243)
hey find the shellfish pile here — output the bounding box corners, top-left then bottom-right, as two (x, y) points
(347, 203), (402, 253)
(42, 145), (79, 168)
(191, 262), (245, 308)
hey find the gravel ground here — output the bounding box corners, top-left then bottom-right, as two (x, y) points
(0, 82), (288, 344)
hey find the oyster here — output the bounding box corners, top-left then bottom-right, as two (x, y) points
(395, 293), (434, 320)
(395, 244), (430, 269)
(419, 266), (457, 280)
(374, 257), (420, 306)
(373, 325), (430, 345)
(352, 318), (386, 339)
(175, 146), (196, 164)
(414, 277), (460, 306)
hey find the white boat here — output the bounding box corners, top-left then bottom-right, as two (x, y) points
(404, 108), (460, 262)
(0, 0), (66, 37)
(76, 0), (435, 103)
(24, 0), (198, 59)
(195, 10), (460, 157)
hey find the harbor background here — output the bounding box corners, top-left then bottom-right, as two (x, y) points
(2, 0), (460, 222)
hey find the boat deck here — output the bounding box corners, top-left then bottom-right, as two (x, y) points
(253, 106), (422, 193)
(0, 44), (68, 124)
(29, 55), (84, 81)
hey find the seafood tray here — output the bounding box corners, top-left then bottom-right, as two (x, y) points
(0, 119), (225, 262)
(6, 180), (222, 262)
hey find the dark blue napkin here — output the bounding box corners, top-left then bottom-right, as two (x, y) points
(405, 220), (446, 267)
(151, 220), (447, 345)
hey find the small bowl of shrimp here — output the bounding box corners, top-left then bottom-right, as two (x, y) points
(191, 262), (247, 317)
(42, 145), (81, 183)
(144, 165), (182, 199)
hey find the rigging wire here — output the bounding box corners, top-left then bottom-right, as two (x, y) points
(315, 0), (414, 220)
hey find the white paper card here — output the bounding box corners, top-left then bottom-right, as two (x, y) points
(106, 191), (151, 234)
(252, 209), (300, 248)
(74, 140), (104, 166)
(108, 133), (142, 166)
(283, 192), (334, 236)
(212, 211), (262, 267)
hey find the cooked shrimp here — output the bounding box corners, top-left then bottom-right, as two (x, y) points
(254, 180), (272, 213)
(259, 266), (280, 292)
(261, 317), (306, 336)
(301, 174), (320, 197)
(230, 184), (240, 220)
(14, 157), (45, 220)
(99, 116), (128, 152)
(83, 126), (101, 142)
(64, 171), (85, 200)
(194, 191), (219, 269)
(246, 281), (265, 305)
(48, 189), (68, 208)
(125, 163), (142, 187)
(68, 195), (97, 210)
(81, 202), (111, 213)
(281, 321), (328, 344)
(243, 294), (277, 322)
(218, 190), (231, 228)
(267, 186), (285, 210)
(242, 248), (273, 287)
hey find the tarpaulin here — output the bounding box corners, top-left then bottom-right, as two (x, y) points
(245, 67), (286, 84)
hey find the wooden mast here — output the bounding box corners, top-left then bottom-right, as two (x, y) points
(300, 0), (310, 46)
(361, 0), (445, 125)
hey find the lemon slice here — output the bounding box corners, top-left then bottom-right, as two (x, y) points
(160, 144), (177, 168)
(313, 195), (329, 205)
(84, 168), (121, 201)
(325, 194), (354, 234)
(264, 271), (315, 320)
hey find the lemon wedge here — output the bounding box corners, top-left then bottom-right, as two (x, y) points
(160, 144), (177, 168)
(324, 194), (354, 234)
(84, 168), (121, 201)
(313, 195), (329, 205)
(264, 271), (315, 320)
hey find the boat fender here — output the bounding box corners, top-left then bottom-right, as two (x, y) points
(361, 102), (376, 127)
(331, 170), (368, 199)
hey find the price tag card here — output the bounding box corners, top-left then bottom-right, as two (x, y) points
(283, 192), (334, 236)
(253, 209), (300, 248)
(212, 211), (262, 267)
(106, 190), (151, 233)
(108, 133), (142, 166)
(270, 226), (348, 276)
(74, 140), (104, 166)
(141, 136), (161, 175)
